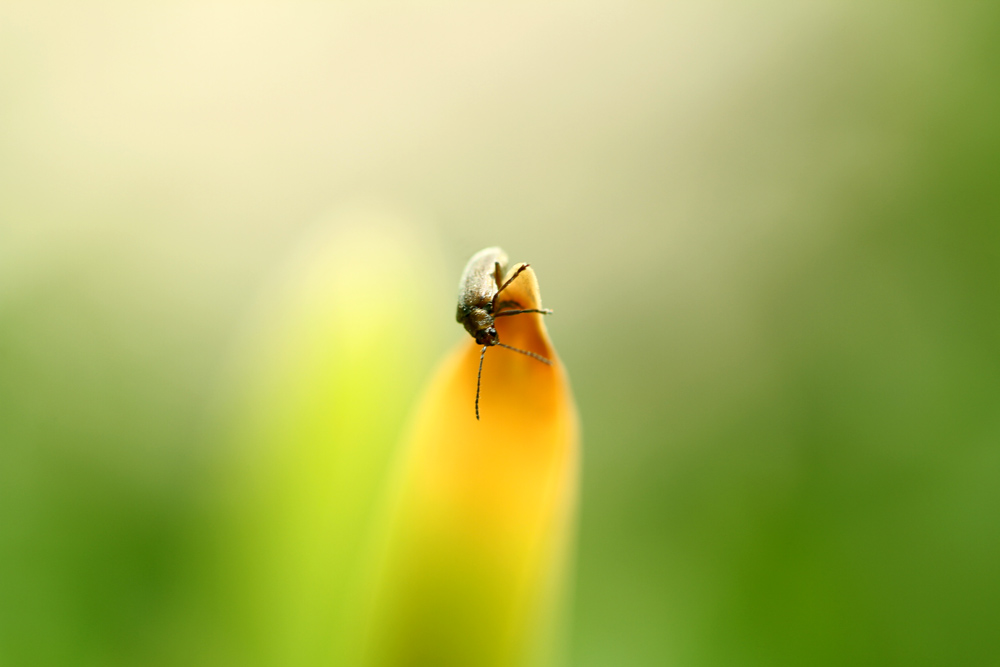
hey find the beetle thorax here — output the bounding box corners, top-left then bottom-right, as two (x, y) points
(462, 306), (498, 346)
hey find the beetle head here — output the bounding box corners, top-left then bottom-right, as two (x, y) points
(475, 326), (498, 346)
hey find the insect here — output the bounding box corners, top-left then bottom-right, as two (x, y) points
(456, 247), (553, 420)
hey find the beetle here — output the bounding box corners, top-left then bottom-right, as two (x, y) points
(456, 247), (553, 420)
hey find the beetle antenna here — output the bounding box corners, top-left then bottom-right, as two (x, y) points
(475, 345), (487, 420)
(497, 343), (552, 365)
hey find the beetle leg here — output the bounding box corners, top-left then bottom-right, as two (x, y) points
(494, 308), (553, 317)
(493, 299), (522, 313)
(494, 262), (505, 290)
(491, 263), (530, 310)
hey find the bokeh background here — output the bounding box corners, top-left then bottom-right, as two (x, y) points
(2, 3), (999, 666)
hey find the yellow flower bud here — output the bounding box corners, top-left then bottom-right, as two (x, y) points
(365, 263), (579, 667)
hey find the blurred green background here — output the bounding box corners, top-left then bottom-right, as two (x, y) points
(2, 3), (999, 666)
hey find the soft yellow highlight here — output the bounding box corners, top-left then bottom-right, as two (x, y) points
(366, 264), (579, 667)
(213, 217), (443, 667)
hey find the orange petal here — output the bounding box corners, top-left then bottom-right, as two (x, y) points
(365, 263), (580, 667)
